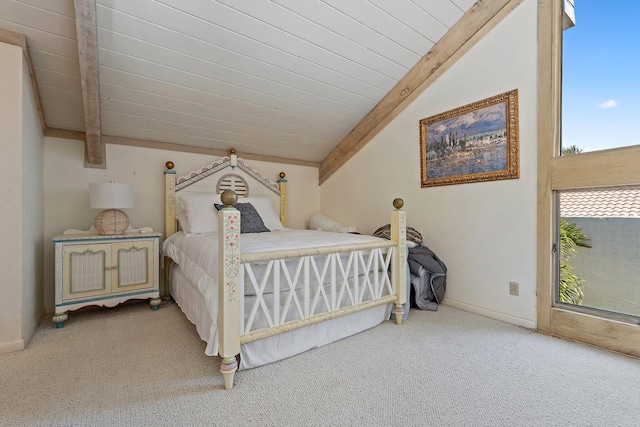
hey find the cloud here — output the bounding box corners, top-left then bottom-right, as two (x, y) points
(432, 123), (447, 134)
(597, 99), (617, 109)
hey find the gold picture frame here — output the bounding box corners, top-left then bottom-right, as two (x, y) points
(420, 89), (519, 187)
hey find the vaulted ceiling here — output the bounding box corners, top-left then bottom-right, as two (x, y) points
(0, 0), (516, 182)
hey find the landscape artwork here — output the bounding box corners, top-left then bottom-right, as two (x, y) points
(420, 89), (519, 187)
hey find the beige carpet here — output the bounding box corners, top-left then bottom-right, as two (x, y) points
(1, 301), (639, 427)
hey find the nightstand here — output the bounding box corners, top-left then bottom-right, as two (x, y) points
(52, 227), (162, 328)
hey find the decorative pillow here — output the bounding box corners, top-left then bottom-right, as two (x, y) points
(237, 197), (285, 231)
(176, 192), (219, 234)
(372, 224), (423, 244)
(215, 203), (270, 233)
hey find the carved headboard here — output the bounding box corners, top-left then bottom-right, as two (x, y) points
(163, 149), (288, 238)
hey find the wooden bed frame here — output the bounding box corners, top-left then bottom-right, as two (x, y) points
(164, 151), (407, 389)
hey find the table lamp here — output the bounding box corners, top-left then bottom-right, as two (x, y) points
(89, 182), (134, 235)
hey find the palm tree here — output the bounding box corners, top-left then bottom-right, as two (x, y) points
(562, 145), (583, 155)
(559, 219), (592, 304)
(558, 144), (591, 304)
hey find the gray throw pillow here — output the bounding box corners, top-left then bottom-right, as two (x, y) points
(215, 203), (270, 233)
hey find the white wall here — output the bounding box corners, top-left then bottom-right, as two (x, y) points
(319, 0), (538, 328)
(0, 42), (24, 352)
(21, 51), (45, 344)
(43, 139), (320, 312)
(0, 41), (44, 353)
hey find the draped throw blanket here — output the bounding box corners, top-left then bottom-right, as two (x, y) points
(407, 246), (447, 311)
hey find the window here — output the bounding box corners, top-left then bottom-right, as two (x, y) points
(537, 0), (640, 357)
(561, 2), (640, 154)
(558, 187), (640, 320)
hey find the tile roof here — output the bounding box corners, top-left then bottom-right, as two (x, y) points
(560, 188), (640, 218)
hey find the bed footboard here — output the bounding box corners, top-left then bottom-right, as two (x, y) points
(217, 191), (406, 389)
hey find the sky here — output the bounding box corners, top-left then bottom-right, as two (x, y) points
(426, 102), (505, 143)
(562, 1), (640, 153)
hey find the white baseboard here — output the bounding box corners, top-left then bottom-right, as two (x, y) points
(443, 299), (537, 329)
(0, 339), (25, 354)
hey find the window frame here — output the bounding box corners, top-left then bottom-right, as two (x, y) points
(537, 0), (640, 357)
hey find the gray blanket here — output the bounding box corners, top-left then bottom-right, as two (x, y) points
(407, 245), (447, 311)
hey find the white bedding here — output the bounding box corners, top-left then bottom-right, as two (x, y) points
(163, 229), (386, 290)
(163, 229), (391, 360)
(169, 264), (390, 368)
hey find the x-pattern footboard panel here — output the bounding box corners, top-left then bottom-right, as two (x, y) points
(241, 247), (395, 335)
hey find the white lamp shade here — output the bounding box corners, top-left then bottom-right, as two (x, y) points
(89, 182), (134, 209)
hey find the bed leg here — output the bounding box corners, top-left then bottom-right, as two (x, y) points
(394, 303), (404, 325)
(220, 356), (238, 390)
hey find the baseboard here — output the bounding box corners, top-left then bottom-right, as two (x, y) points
(443, 299), (537, 329)
(22, 315), (40, 349)
(0, 339), (25, 354)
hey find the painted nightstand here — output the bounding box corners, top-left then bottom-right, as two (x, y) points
(52, 226), (162, 328)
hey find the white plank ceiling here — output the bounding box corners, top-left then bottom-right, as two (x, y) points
(0, 0), (477, 164)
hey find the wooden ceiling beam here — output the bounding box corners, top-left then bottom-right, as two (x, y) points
(44, 129), (320, 168)
(318, 0), (525, 184)
(103, 134), (321, 168)
(73, 0), (105, 169)
(44, 128), (87, 141)
(0, 28), (47, 134)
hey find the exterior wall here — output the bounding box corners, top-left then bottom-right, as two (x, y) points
(0, 43), (25, 352)
(319, 0), (538, 327)
(43, 139), (320, 312)
(569, 217), (640, 316)
(21, 54), (45, 345)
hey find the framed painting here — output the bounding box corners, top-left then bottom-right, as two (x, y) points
(419, 89), (519, 187)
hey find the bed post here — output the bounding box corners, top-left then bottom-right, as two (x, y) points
(164, 161), (177, 299)
(391, 198), (407, 325)
(278, 172), (287, 227)
(218, 190), (242, 389)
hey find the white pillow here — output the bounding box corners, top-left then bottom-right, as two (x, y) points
(238, 197), (285, 231)
(176, 212), (189, 233)
(176, 192), (220, 233)
(309, 213), (359, 233)
(309, 213), (342, 232)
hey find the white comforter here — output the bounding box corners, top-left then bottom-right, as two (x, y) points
(163, 229), (385, 296)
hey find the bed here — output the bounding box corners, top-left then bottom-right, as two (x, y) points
(163, 151), (407, 389)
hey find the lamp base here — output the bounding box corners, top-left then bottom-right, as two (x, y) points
(94, 209), (130, 235)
